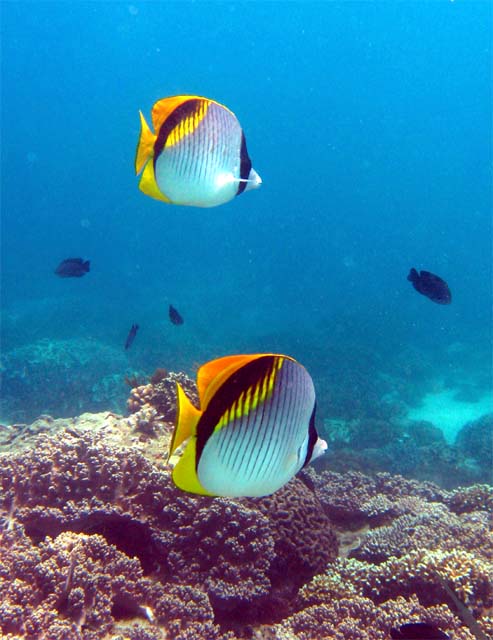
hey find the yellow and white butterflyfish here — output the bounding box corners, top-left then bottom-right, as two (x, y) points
(168, 354), (327, 498)
(135, 95), (262, 208)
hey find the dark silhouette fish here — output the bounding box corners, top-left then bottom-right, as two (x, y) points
(407, 268), (451, 304)
(125, 324), (139, 350)
(390, 622), (449, 639)
(169, 304), (184, 325)
(55, 258), (90, 278)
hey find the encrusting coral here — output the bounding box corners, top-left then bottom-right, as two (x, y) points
(0, 374), (491, 639)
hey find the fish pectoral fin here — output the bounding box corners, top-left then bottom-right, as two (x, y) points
(172, 437), (214, 496)
(135, 111), (156, 175)
(168, 384), (202, 460)
(138, 158), (172, 203)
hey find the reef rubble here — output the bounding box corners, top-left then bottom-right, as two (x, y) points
(0, 373), (491, 640)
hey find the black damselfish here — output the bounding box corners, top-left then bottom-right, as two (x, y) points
(390, 622), (449, 639)
(124, 324), (139, 350)
(169, 304), (184, 325)
(55, 258), (90, 278)
(407, 268), (451, 305)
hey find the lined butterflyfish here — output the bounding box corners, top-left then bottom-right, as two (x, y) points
(135, 95), (262, 208)
(168, 354), (327, 497)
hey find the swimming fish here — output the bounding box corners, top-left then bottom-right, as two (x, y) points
(168, 353), (327, 497)
(390, 623), (449, 639)
(124, 324), (139, 350)
(135, 95), (262, 207)
(169, 304), (184, 325)
(55, 258), (90, 278)
(407, 268), (451, 304)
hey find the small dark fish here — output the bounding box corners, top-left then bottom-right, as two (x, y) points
(407, 268), (451, 304)
(169, 304), (184, 325)
(390, 622), (450, 639)
(124, 324), (139, 350)
(55, 258), (90, 278)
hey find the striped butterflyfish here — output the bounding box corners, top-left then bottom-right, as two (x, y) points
(135, 95), (262, 208)
(168, 354), (327, 497)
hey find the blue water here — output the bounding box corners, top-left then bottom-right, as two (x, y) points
(1, 2), (491, 453)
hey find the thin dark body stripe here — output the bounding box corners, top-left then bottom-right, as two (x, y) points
(253, 359), (286, 481)
(244, 378), (270, 480)
(265, 359), (296, 480)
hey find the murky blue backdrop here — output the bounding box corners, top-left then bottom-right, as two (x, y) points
(2, 1), (491, 461)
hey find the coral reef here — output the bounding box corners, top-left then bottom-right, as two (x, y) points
(0, 338), (135, 422)
(0, 411), (337, 638)
(0, 393), (491, 639)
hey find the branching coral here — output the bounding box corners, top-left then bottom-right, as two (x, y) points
(127, 371), (198, 424)
(0, 525), (227, 640)
(1, 409), (491, 639)
(0, 418), (338, 635)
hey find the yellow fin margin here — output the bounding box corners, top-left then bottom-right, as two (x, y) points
(169, 384), (202, 458)
(138, 158), (171, 203)
(172, 438), (214, 496)
(135, 111), (156, 175)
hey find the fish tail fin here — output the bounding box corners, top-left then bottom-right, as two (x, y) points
(84, 260), (90, 272)
(407, 268), (418, 282)
(135, 111), (156, 175)
(168, 383), (202, 461)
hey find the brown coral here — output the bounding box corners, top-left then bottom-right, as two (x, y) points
(0, 417), (338, 635)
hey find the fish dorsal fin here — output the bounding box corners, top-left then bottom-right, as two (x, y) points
(138, 156), (172, 203)
(197, 354), (268, 410)
(168, 383), (202, 459)
(135, 111), (156, 175)
(151, 95), (206, 132)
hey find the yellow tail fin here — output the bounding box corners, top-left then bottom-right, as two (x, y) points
(135, 111), (156, 175)
(168, 383), (202, 460)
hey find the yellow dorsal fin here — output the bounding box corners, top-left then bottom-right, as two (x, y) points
(138, 156), (171, 203)
(151, 95), (207, 132)
(168, 383), (202, 459)
(197, 354), (272, 410)
(135, 111), (156, 175)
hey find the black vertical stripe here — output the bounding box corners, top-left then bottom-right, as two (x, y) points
(153, 98), (202, 167)
(236, 132), (252, 196)
(302, 402), (318, 468)
(195, 355), (276, 470)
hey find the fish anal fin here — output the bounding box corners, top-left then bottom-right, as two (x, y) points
(169, 384), (202, 459)
(135, 111), (156, 175)
(138, 157), (171, 203)
(198, 354), (270, 409)
(172, 437), (214, 496)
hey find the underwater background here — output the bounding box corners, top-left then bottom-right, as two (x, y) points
(2, 1), (492, 479)
(1, 3), (493, 640)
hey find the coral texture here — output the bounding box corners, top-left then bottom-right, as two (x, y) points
(0, 413), (337, 637)
(0, 408), (491, 639)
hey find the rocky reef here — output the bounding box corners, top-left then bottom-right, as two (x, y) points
(0, 372), (491, 639)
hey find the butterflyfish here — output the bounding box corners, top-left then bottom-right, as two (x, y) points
(135, 95), (262, 207)
(168, 353), (327, 497)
